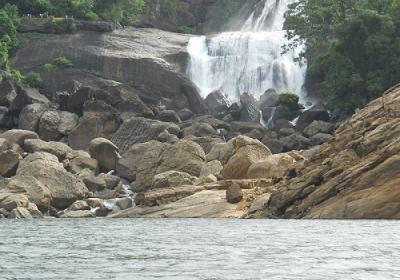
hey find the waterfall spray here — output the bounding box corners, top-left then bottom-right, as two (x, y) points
(187, 0), (306, 102)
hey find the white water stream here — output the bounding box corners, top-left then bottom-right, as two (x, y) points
(187, 0), (306, 102)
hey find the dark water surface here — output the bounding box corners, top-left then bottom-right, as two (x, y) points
(0, 219), (399, 280)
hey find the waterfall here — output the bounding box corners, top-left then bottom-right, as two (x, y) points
(187, 0), (306, 102)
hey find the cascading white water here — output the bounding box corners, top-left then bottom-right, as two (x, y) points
(187, 0), (306, 102)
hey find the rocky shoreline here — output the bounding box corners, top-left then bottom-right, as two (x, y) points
(0, 26), (397, 219)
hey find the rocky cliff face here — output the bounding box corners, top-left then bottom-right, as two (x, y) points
(266, 84), (400, 219)
(12, 28), (207, 115)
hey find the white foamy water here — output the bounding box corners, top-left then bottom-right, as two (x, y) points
(187, 0), (306, 101)
(1, 219), (400, 279)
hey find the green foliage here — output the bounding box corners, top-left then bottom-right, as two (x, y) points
(10, 68), (22, 83)
(43, 63), (56, 72)
(94, 0), (145, 24)
(44, 17), (76, 33)
(286, 0), (400, 113)
(277, 92), (300, 111)
(178, 26), (193, 34)
(53, 56), (73, 68)
(22, 71), (42, 87)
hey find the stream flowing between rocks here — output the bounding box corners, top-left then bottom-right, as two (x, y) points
(1, 219), (399, 280)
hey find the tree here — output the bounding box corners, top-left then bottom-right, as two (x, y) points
(94, 0), (145, 25)
(285, 0), (400, 113)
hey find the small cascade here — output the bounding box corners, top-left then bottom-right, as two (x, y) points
(187, 0), (306, 102)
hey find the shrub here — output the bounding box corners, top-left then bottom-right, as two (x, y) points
(10, 69), (23, 83)
(45, 17), (77, 34)
(53, 56), (73, 68)
(178, 26), (193, 34)
(277, 92), (300, 111)
(43, 63), (57, 72)
(23, 71), (42, 87)
(84, 11), (100, 21)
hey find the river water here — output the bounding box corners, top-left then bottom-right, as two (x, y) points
(1, 219), (399, 280)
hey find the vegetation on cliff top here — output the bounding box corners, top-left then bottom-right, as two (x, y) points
(286, 0), (400, 113)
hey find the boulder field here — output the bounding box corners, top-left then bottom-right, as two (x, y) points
(1, 27), (398, 219)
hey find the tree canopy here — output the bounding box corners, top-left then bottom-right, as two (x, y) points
(285, 0), (400, 113)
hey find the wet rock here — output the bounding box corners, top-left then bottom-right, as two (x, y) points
(296, 106), (330, 131)
(151, 171), (197, 189)
(240, 92), (260, 122)
(258, 88), (279, 108)
(226, 184), (243, 204)
(116, 197), (133, 210)
(89, 138), (121, 172)
(205, 90), (230, 113)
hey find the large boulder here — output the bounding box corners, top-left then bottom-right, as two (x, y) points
(117, 140), (205, 190)
(24, 138), (73, 160)
(38, 110), (79, 141)
(247, 153), (296, 179)
(182, 122), (218, 138)
(151, 171), (196, 189)
(16, 152), (89, 208)
(89, 138), (121, 172)
(18, 103), (49, 131)
(10, 87), (49, 115)
(258, 88), (279, 108)
(205, 90), (230, 113)
(157, 110), (181, 123)
(215, 135), (272, 179)
(296, 106), (330, 131)
(240, 92), (260, 122)
(280, 133), (311, 151)
(0, 129), (39, 147)
(0, 176), (51, 210)
(0, 73), (18, 107)
(303, 121), (334, 137)
(111, 117), (180, 153)
(0, 150), (20, 177)
(226, 184), (243, 204)
(69, 101), (120, 150)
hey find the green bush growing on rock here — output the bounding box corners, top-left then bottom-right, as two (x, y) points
(44, 17), (77, 34)
(277, 92), (300, 111)
(178, 26), (193, 34)
(53, 56), (73, 68)
(43, 63), (56, 72)
(23, 71), (42, 87)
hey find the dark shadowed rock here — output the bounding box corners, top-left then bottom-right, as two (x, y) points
(205, 90), (230, 113)
(157, 110), (181, 123)
(259, 88), (279, 108)
(178, 108), (194, 121)
(280, 133), (311, 151)
(226, 184), (243, 204)
(10, 87), (49, 115)
(18, 103), (49, 132)
(69, 101), (120, 150)
(303, 121), (334, 137)
(182, 122), (217, 137)
(0, 150), (20, 177)
(296, 106), (330, 131)
(240, 93), (260, 122)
